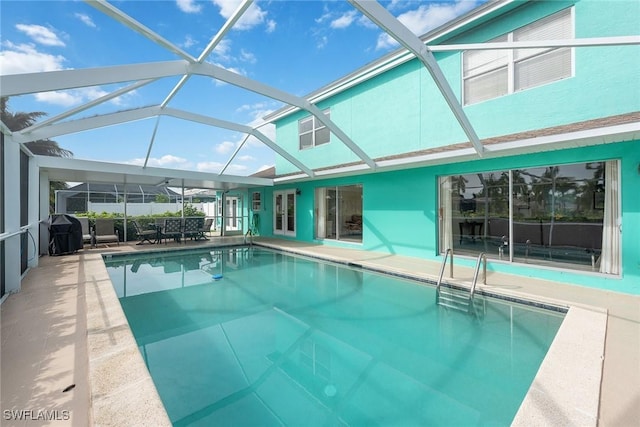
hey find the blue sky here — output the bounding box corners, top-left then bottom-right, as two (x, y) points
(1, 0), (483, 176)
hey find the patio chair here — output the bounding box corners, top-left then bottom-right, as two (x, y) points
(183, 217), (203, 241)
(77, 217), (93, 246)
(132, 220), (157, 245)
(93, 218), (120, 247)
(162, 218), (183, 244)
(197, 218), (213, 240)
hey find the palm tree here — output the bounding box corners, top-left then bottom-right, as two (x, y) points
(1, 97), (73, 158)
(1, 96), (74, 212)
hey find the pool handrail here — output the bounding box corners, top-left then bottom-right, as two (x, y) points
(470, 252), (487, 300)
(436, 248), (453, 294)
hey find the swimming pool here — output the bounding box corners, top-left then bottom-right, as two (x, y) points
(104, 246), (564, 426)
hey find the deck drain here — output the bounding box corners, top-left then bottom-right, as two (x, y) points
(62, 384), (76, 393)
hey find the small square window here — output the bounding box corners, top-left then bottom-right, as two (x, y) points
(298, 109), (331, 149)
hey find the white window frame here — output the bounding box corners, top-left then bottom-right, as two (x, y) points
(251, 191), (261, 211)
(299, 108), (330, 150)
(463, 7), (574, 105)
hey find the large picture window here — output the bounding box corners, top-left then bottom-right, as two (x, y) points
(463, 8), (573, 105)
(299, 109), (330, 150)
(315, 184), (362, 243)
(439, 161), (620, 274)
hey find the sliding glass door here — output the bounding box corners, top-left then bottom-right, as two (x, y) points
(315, 185), (362, 243)
(439, 161), (619, 274)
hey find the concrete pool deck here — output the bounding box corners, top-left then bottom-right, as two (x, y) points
(1, 237), (638, 426)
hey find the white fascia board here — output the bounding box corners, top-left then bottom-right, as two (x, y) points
(275, 123), (640, 183)
(349, 0), (483, 157)
(378, 123), (640, 169)
(430, 36), (640, 51)
(85, 0), (196, 62)
(0, 61), (189, 97)
(14, 106), (160, 143)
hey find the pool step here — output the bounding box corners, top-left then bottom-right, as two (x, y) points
(437, 287), (471, 312)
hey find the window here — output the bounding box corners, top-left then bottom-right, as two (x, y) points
(252, 191), (261, 211)
(315, 184), (362, 243)
(463, 8), (572, 105)
(439, 161), (620, 274)
(299, 109), (330, 150)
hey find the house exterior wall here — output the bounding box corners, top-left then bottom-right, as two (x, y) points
(274, 0), (640, 175)
(262, 0), (640, 295)
(259, 141), (640, 295)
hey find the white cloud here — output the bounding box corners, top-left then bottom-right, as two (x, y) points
(177, 0), (202, 13)
(196, 161), (224, 173)
(376, 1), (479, 50)
(127, 154), (190, 168)
(317, 35), (328, 49)
(181, 35), (198, 49)
(16, 24), (65, 47)
(0, 41), (66, 74)
(331, 10), (358, 29)
(237, 155), (255, 162)
(239, 49), (256, 64)
(75, 13), (96, 28)
(266, 19), (276, 33)
(212, 0), (268, 31)
(215, 140), (236, 154)
(211, 39), (232, 61)
(33, 86), (133, 107)
(197, 161), (247, 174)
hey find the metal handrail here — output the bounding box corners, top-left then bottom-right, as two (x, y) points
(436, 248), (453, 293)
(469, 253), (487, 300)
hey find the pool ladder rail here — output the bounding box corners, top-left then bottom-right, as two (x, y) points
(436, 250), (487, 314)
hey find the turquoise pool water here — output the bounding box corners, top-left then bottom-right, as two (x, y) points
(104, 246), (564, 427)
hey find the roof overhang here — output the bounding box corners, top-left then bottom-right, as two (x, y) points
(274, 119), (640, 184)
(36, 156), (273, 190)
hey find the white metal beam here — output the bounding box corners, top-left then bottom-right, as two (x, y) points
(219, 134), (251, 175)
(21, 79), (156, 133)
(160, 0), (254, 108)
(349, 0), (484, 156)
(428, 36), (640, 51)
(191, 62), (376, 168)
(161, 108), (315, 177)
(13, 106), (160, 143)
(0, 61), (189, 97)
(35, 155), (274, 188)
(84, 0), (197, 62)
(143, 116), (162, 169)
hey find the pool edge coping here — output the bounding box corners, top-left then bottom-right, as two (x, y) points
(85, 252), (172, 427)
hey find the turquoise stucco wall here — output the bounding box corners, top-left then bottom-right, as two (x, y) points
(259, 140), (640, 295)
(274, 0), (640, 175)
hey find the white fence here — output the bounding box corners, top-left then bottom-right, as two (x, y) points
(87, 202), (217, 216)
